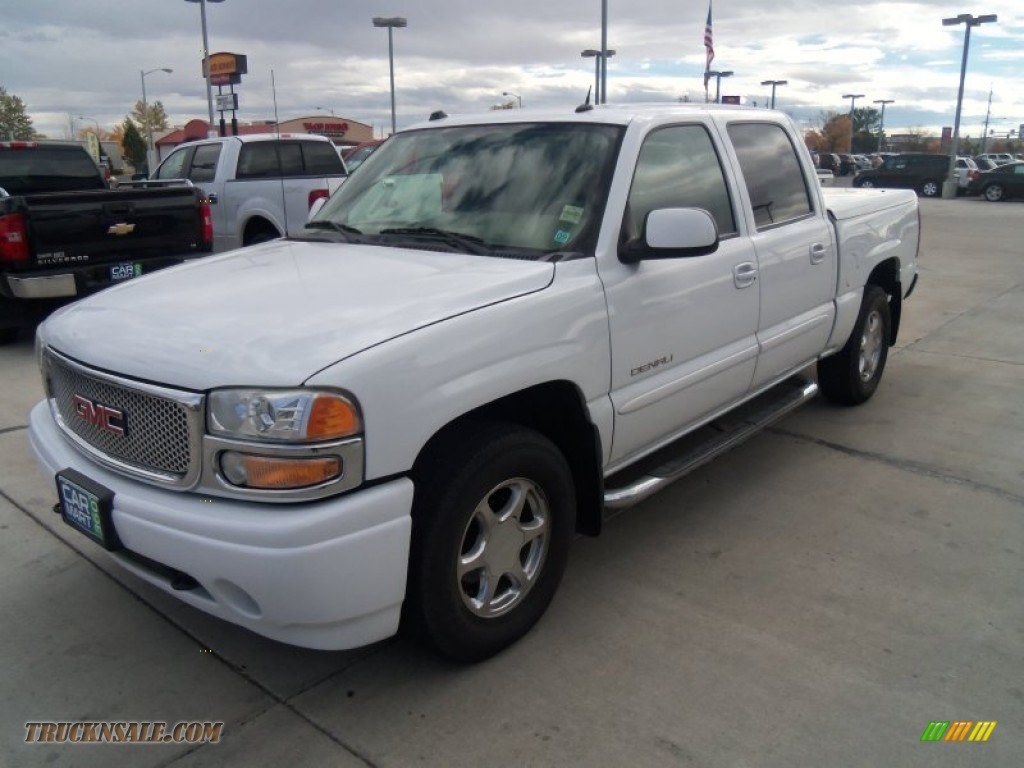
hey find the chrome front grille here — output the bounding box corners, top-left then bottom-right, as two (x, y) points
(43, 348), (203, 487)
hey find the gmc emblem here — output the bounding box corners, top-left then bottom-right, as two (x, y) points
(72, 394), (127, 436)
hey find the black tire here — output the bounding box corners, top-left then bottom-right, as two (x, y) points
(983, 184), (1005, 202)
(919, 179), (940, 198)
(243, 225), (280, 246)
(405, 423), (575, 662)
(817, 285), (891, 406)
(0, 328), (19, 345)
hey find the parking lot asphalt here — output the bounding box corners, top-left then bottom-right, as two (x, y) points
(1, 194), (1021, 767)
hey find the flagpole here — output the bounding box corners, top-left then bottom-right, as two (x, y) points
(703, 2), (714, 104)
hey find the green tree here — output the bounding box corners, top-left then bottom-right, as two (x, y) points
(131, 99), (169, 137)
(121, 118), (147, 167)
(851, 107), (881, 153)
(0, 85), (36, 140)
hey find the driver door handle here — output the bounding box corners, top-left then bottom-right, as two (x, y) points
(733, 262), (758, 289)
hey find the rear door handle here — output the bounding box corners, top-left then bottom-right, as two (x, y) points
(733, 262), (758, 289)
(810, 243), (827, 264)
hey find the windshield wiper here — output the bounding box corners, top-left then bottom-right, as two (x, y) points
(377, 227), (491, 255)
(303, 221), (363, 241)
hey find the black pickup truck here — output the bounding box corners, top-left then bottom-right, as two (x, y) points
(0, 141), (212, 343)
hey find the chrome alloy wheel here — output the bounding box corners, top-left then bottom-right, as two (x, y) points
(859, 308), (884, 382)
(458, 477), (550, 618)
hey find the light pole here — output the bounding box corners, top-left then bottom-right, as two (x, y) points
(760, 79), (787, 110)
(842, 93), (865, 153)
(873, 98), (894, 153)
(77, 116), (101, 136)
(708, 70), (733, 104)
(502, 91), (522, 108)
(372, 16), (407, 135)
(581, 49), (615, 104)
(600, 0), (608, 103)
(141, 67), (173, 171)
(315, 106), (336, 116)
(941, 13), (998, 198)
(184, 0), (224, 138)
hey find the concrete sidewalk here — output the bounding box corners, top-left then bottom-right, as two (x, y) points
(1, 197), (1021, 767)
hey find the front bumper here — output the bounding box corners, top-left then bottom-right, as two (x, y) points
(29, 400), (413, 650)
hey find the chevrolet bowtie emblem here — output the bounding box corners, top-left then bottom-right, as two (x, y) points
(107, 223), (135, 236)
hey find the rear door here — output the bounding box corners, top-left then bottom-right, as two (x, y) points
(726, 121), (836, 388)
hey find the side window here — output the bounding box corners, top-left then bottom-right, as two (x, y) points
(624, 124), (737, 242)
(727, 122), (813, 229)
(236, 143), (280, 179)
(302, 141), (346, 175)
(154, 147), (191, 180)
(278, 143), (304, 176)
(188, 143), (222, 183)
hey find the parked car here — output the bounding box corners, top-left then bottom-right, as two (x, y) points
(975, 152), (1014, 166)
(341, 139), (385, 172)
(818, 153), (841, 175)
(973, 157), (1000, 172)
(29, 105), (920, 661)
(151, 133), (349, 251)
(838, 154), (856, 176)
(852, 155), (873, 171)
(953, 156), (978, 192)
(853, 152), (948, 197)
(966, 161), (1024, 201)
(0, 140), (212, 343)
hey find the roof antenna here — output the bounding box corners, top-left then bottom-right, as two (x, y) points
(271, 68), (289, 239)
(575, 86), (594, 113)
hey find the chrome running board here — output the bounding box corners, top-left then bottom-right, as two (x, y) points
(603, 376), (818, 511)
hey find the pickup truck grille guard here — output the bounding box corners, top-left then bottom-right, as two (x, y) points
(43, 348), (203, 488)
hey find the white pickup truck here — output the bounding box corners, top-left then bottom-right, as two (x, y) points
(29, 105), (919, 661)
(150, 133), (348, 251)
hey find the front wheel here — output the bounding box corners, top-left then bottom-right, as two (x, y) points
(817, 286), (891, 406)
(919, 179), (940, 197)
(405, 423), (575, 662)
(984, 184), (1005, 202)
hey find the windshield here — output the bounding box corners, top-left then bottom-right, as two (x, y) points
(308, 121), (624, 259)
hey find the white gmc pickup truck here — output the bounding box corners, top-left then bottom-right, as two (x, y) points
(29, 105), (919, 661)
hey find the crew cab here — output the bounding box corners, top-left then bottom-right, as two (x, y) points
(150, 133), (348, 251)
(29, 105), (920, 661)
(0, 141), (212, 343)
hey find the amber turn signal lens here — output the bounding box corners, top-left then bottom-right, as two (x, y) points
(221, 452), (341, 489)
(307, 395), (360, 440)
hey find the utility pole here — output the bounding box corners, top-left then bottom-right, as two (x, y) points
(980, 88), (993, 153)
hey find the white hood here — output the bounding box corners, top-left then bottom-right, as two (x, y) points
(42, 239), (554, 390)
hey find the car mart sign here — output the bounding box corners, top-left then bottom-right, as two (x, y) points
(202, 52), (248, 86)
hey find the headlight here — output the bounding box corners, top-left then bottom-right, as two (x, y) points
(207, 389), (361, 442)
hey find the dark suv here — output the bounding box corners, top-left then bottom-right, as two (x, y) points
(853, 153), (948, 197)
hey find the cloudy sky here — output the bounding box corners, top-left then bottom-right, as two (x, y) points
(3, 0), (1022, 142)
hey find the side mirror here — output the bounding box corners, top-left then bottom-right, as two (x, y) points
(619, 207), (719, 264)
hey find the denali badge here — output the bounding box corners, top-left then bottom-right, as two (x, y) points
(72, 394), (127, 435)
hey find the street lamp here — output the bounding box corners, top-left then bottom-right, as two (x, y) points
(873, 98), (894, 152)
(372, 16), (407, 135)
(760, 79), (787, 110)
(941, 13), (998, 198)
(842, 93), (865, 153)
(184, 0), (225, 138)
(77, 116), (101, 136)
(581, 49), (615, 104)
(502, 91), (522, 108)
(141, 67), (173, 171)
(315, 106), (336, 116)
(707, 70), (733, 104)
(600, 0), (608, 103)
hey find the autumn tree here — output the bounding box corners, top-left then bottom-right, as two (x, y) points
(121, 118), (147, 167)
(0, 85), (36, 140)
(132, 99), (169, 138)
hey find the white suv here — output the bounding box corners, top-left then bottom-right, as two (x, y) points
(976, 152), (1014, 166)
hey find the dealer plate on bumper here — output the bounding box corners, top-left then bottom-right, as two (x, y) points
(55, 468), (122, 550)
(110, 262), (142, 281)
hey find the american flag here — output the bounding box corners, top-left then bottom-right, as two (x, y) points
(703, 3), (714, 88)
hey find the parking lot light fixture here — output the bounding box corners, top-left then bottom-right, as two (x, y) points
(873, 99), (894, 153)
(708, 70), (733, 104)
(372, 17), (407, 135)
(842, 93), (865, 153)
(141, 68), (173, 171)
(941, 13), (998, 198)
(184, 0), (225, 139)
(580, 49), (615, 105)
(502, 91), (522, 109)
(760, 79), (787, 110)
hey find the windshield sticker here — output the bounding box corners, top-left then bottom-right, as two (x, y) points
(553, 229), (571, 245)
(559, 205), (584, 224)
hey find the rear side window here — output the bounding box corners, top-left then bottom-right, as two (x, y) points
(728, 122), (813, 229)
(154, 147), (192, 180)
(302, 141), (346, 175)
(236, 143), (280, 179)
(624, 124), (737, 241)
(278, 143), (304, 176)
(0, 146), (105, 194)
(188, 143), (222, 183)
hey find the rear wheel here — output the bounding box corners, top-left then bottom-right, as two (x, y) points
(0, 328), (19, 346)
(984, 183), (1005, 202)
(243, 222), (280, 246)
(920, 179), (940, 197)
(817, 286), (891, 406)
(405, 423), (575, 662)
